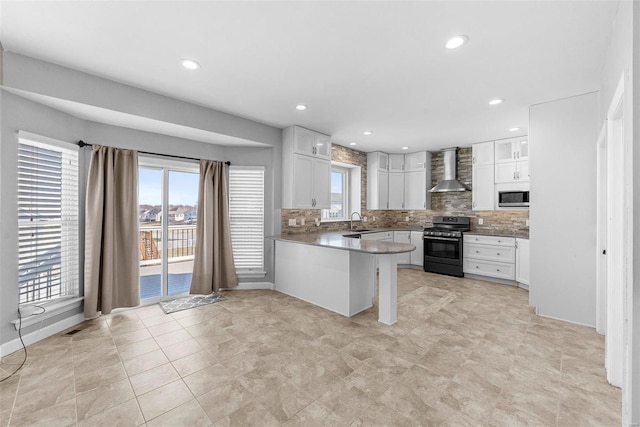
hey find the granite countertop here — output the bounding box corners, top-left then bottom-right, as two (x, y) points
(464, 230), (530, 239)
(266, 230), (416, 254)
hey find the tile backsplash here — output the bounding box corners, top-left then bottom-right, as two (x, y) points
(281, 145), (529, 235)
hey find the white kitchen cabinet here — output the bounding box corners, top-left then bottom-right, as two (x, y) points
(516, 238), (530, 287)
(389, 154), (405, 172)
(388, 172), (405, 209)
(410, 231), (424, 267)
(361, 231), (393, 241)
(292, 126), (332, 159)
(495, 137), (528, 163)
(463, 234), (516, 281)
(283, 126), (332, 208)
(494, 136), (529, 184)
(495, 160), (530, 183)
(472, 142), (495, 210)
(394, 231), (411, 264)
(291, 154), (331, 208)
(369, 150), (431, 210)
(404, 151), (428, 172)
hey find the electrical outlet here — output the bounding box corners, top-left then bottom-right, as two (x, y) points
(363, 216), (368, 222)
(373, 216), (376, 222)
(478, 218), (484, 225)
(300, 218), (305, 226)
(405, 216), (409, 222)
(526, 219), (530, 226)
(288, 218), (296, 226)
(315, 218), (321, 226)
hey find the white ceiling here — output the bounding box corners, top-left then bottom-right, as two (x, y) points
(1, 1), (618, 153)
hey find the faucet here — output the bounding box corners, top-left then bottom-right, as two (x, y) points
(350, 212), (362, 231)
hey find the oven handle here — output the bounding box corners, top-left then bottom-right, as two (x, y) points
(423, 236), (460, 242)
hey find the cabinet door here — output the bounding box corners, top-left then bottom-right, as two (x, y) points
(517, 160), (530, 182)
(515, 138), (529, 161)
(388, 154), (405, 172)
(516, 238), (530, 285)
(292, 154), (314, 208)
(377, 171), (389, 209)
(494, 138), (516, 163)
(378, 152), (389, 171)
(292, 126), (316, 156)
(404, 152), (427, 172)
(312, 158), (332, 209)
(404, 170), (427, 210)
(410, 231), (424, 267)
(388, 172), (404, 209)
(394, 231), (411, 264)
(494, 162), (517, 183)
(314, 133), (332, 159)
(472, 141), (495, 165)
(472, 163), (494, 210)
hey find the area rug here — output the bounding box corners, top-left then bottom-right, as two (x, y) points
(158, 292), (226, 314)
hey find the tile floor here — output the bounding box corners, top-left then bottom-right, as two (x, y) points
(0, 269), (621, 426)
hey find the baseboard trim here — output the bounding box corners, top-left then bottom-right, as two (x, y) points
(222, 282), (274, 291)
(535, 312), (596, 329)
(0, 313), (85, 357)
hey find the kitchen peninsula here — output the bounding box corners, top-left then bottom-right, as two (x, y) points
(267, 232), (415, 325)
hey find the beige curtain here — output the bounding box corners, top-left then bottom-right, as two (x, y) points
(84, 145), (139, 318)
(190, 160), (238, 294)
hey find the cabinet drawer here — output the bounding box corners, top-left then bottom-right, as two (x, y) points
(464, 243), (515, 263)
(463, 259), (515, 280)
(463, 234), (515, 247)
(361, 231), (393, 241)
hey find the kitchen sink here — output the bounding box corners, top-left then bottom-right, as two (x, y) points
(342, 233), (362, 239)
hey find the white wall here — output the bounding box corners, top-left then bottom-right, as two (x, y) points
(529, 92), (599, 327)
(0, 53), (283, 348)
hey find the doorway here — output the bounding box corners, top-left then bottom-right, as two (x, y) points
(138, 157), (199, 302)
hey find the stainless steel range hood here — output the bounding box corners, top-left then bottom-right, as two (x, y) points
(429, 148), (470, 192)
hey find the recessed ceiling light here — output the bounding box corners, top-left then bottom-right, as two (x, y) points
(489, 99), (503, 105)
(509, 127), (520, 132)
(402, 146), (409, 150)
(349, 142), (357, 146)
(445, 35), (468, 49)
(181, 59), (200, 70)
(363, 131), (373, 136)
(295, 104), (307, 111)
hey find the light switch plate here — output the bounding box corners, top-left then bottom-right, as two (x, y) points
(300, 218), (305, 226)
(478, 218), (484, 225)
(288, 218), (296, 226)
(526, 219), (530, 226)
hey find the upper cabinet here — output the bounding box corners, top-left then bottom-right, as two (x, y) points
(388, 154), (405, 172)
(471, 141), (495, 210)
(292, 126), (332, 159)
(282, 126), (332, 209)
(494, 137), (529, 183)
(367, 151), (431, 210)
(495, 137), (528, 163)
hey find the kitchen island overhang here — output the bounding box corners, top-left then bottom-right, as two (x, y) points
(266, 232), (415, 325)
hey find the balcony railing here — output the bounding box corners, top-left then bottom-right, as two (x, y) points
(139, 225), (197, 264)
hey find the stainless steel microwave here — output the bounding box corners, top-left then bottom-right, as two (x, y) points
(498, 190), (530, 208)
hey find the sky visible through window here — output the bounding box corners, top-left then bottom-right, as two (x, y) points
(138, 168), (199, 206)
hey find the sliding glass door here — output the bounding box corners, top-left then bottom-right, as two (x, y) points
(138, 157), (199, 302)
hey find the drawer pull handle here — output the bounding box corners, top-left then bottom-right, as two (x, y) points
(476, 250), (479, 253)
(475, 266), (479, 269)
(497, 269), (501, 272)
(497, 253), (500, 256)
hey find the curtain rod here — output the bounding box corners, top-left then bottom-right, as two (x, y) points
(77, 140), (231, 165)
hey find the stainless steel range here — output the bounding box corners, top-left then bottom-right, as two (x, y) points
(423, 216), (471, 277)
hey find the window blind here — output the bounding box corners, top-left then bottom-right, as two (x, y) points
(17, 137), (79, 304)
(228, 166), (264, 273)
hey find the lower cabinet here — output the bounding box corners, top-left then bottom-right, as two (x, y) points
(463, 235), (516, 281)
(410, 231), (423, 267)
(393, 231), (411, 264)
(515, 238), (530, 286)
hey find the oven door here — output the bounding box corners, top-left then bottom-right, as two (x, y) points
(423, 235), (462, 266)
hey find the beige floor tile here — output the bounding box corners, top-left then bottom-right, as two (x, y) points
(9, 397), (76, 427)
(171, 350), (216, 377)
(137, 379), (194, 421)
(197, 380), (255, 423)
(76, 377), (135, 421)
(147, 320), (183, 337)
(129, 363), (180, 396)
(118, 337), (161, 360)
(74, 360), (127, 394)
(113, 328), (153, 347)
(183, 363), (238, 397)
(12, 375), (75, 417)
(214, 401), (281, 427)
(78, 398), (144, 427)
(349, 401), (413, 427)
(153, 329), (194, 348)
(147, 399), (213, 427)
(161, 337), (205, 361)
(123, 349), (170, 377)
(283, 401), (343, 427)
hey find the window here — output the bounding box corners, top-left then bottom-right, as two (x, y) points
(17, 134), (79, 304)
(228, 166), (265, 276)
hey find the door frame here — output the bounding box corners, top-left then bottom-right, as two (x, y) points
(596, 123), (607, 336)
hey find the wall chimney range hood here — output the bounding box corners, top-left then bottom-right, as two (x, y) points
(429, 148), (470, 193)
